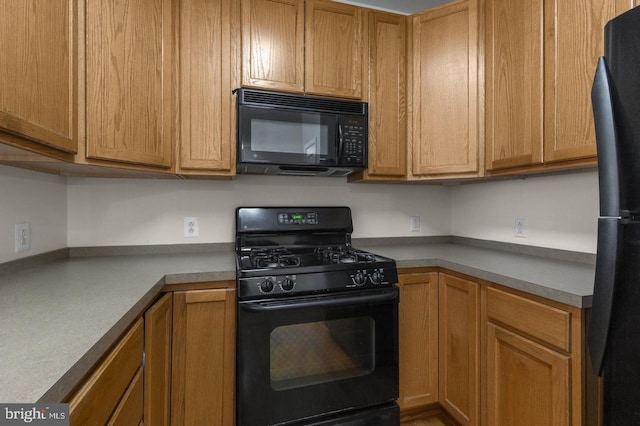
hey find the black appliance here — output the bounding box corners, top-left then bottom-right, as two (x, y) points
(235, 207), (399, 426)
(589, 5), (640, 424)
(234, 89), (368, 177)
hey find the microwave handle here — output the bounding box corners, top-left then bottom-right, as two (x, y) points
(337, 120), (345, 161)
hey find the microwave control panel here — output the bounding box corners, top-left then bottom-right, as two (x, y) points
(340, 116), (367, 166)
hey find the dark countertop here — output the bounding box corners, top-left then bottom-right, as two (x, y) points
(0, 238), (595, 403)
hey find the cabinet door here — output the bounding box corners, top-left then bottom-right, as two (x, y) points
(543, 0), (635, 163)
(144, 293), (172, 426)
(411, 0), (479, 176)
(86, 0), (173, 168)
(68, 319), (144, 425)
(438, 273), (479, 426)
(397, 272), (439, 410)
(241, 0), (304, 92)
(171, 289), (236, 426)
(366, 11), (407, 178)
(178, 0), (237, 174)
(485, 0), (543, 171)
(486, 323), (570, 426)
(0, 0), (76, 153)
(305, 0), (364, 99)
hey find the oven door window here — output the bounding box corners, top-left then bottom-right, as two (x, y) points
(270, 316), (374, 391)
(238, 106), (338, 166)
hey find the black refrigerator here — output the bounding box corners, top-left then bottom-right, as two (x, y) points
(589, 5), (640, 425)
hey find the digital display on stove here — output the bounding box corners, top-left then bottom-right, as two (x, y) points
(278, 212), (318, 225)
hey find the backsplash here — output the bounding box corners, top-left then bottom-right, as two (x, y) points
(0, 165), (599, 264)
(0, 165), (67, 263)
(66, 175), (452, 247)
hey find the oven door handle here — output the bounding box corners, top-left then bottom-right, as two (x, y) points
(241, 288), (399, 312)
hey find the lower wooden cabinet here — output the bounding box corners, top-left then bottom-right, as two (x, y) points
(144, 292), (173, 426)
(67, 284), (237, 426)
(438, 273), (479, 426)
(486, 323), (570, 426)
(397, 271), (439, 410)
(397, 269), (595, 426)
(67, 319), (144, 426)
(171, 288), (236, 426)
(484, 285), (579, 426)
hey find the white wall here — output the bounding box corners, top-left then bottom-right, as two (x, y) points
(0, 165), (67, 263)
(0, 163), (599, 256)
(451, 171), (599, 253)
(66, 175), (452, 247)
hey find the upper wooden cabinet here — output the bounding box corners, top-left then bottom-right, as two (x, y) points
(241, 0), (364, 99)
(485, 0), (635, 173)
(485, 0), (544, 171)
(0, 0), (77, 154)
(241, 0), (304, 92)
(410, 0), (480, 179)
(177, 0), (238, 175)
(305, 0), (364, 99)
(364, 11), (407, 179)
(85, 0), (173, 168)
(544, 0), (634, 163)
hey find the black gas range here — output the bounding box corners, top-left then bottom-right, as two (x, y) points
(235, 206), (399, 301)
(235, 207), (400, 426)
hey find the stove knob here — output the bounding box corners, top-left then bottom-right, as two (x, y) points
(260, 279), (275, 293)
(371, 271), (383, 284)
(353, 272), (367, 286)
(281, 278), (295, 291)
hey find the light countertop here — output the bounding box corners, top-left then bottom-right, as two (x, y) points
(0, 239), (595, 403)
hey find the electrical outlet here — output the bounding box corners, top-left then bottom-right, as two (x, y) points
(183, 217), (199, 238)
(410, 216), (420, 232)
(515, 218), (526, 238)
(15, 222), (30, 252)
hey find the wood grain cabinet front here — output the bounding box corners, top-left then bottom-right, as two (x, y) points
(438, 273), (479, 426)
(144, 293), (173, 426)
(84, 0), (173, 169)
(176, 0), (238, 176)
(0, 0), (77, 156)
(241, 0), (364, 99)
(354, 11), (407, 180)
(485, 0), (635, 174)
(171, 288), (236, 426)
(397, 272), (439, 411)
(67, 319), (144, 426)
(409, 0), (481, 180)
(483, 286), (592, 426)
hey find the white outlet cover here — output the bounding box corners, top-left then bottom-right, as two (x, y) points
(15, 222), (30, 252)
(184, 217), (199, 238)
(515, 218), (526, 238)
(410, 216), (420, 232)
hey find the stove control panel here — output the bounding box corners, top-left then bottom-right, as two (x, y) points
(278, 211), (318, 225)
(238, 267), (398, 300)
(351, 268), (387, 286)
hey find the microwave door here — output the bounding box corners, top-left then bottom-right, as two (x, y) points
(238, 106), (338, 166)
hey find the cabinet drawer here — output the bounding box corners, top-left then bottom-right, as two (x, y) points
(486, 287), (570, 352)
(107, 367), (143, 425)
(69, 319), (144, 425)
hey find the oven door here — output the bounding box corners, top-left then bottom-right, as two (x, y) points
(237, 287), (399, 426)
(238, 105), (339, 167)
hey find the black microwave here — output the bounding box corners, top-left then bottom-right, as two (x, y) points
(235, 89), (368, 177)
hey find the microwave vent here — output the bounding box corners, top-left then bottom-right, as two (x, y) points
(238, 89), (367, 115)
